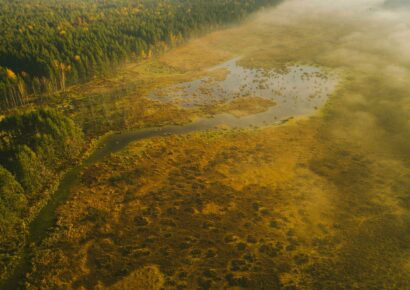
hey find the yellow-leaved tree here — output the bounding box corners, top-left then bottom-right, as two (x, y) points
(6, 68), (17, 80)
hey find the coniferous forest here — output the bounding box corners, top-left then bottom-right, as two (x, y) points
(0, 0), (276, 109)
(0, 109), (84, 282)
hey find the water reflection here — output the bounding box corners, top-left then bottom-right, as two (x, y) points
(148, 58), (338, 119)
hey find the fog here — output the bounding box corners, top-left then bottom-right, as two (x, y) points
(4, 0), (409, 288)
(231, 0), (410, 287)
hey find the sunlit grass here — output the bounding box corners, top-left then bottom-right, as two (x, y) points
(23, 0), (410, 289)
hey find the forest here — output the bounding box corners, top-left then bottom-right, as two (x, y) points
(0, 109), (84, 282)
(0, 0), (278, 109)
(0, 0), (283, 285)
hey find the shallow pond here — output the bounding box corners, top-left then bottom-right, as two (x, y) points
(149, 58), (338, 121)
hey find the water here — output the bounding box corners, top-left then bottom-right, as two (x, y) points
(1, 59), (338, 289)
(148, 58), (338, 117)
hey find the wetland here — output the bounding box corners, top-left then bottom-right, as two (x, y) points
(2, 0), (410, 289)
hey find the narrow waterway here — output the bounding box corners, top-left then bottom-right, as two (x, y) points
(1, 61), (336, 289)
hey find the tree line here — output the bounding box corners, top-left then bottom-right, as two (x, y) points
(0, 0), (281, 109)
(0, 109), (84, 281)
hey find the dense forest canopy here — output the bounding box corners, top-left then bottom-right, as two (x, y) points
(0, 108), (84, 282)
(0, 0), (280, 109)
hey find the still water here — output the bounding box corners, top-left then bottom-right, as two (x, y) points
(149, 58), (337, 115)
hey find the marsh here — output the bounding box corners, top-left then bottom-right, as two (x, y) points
(2, 0), (410, 289)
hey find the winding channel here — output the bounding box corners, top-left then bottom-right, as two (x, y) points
(1, 60), (337, 289)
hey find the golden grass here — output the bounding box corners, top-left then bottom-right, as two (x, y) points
(108, 266), (164, 290)
(26, 115), (410, 288)
(220, 97), (276, 118)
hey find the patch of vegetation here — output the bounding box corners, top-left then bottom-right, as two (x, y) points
(0, 108), (84, 281)
(24, 121), (410, 289)
(204, 96), (276, 117)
